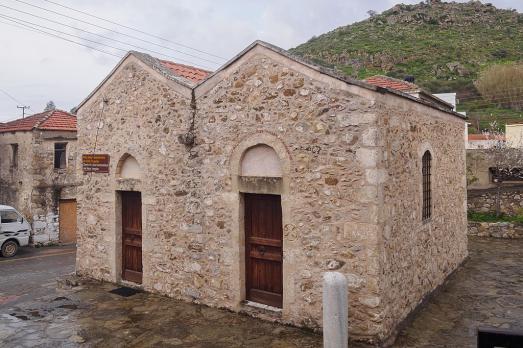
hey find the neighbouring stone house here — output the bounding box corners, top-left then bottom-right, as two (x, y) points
(0, 110), (78, 244)
(75, 41), (468, 344)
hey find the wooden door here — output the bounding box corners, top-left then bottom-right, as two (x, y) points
(59, 199), (77, 244)
(245, 193), (283, 308)
(121, 191), (142, 284)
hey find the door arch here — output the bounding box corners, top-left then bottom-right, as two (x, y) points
(239, 142), (284, 308)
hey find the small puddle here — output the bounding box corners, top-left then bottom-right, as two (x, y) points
(10, 313), (30, 321)
(52, 296), (69, 302)
(29, 311), (43, 318)
(58, 304), (78, 310)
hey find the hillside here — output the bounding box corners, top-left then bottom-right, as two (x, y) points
(291, 0), (523, 129)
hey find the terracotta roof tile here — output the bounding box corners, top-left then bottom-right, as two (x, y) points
(0, 110), (76, 133)
(468, 134), (505, 141)
(365, 75), (419, 92)
(159, 60), (210, 82)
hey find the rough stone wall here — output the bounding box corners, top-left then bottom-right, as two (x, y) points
(0, 129), (77, 244)
(0, 131), (34, 216)
(468, 186), (523, 216)
(195, 53), (383, 340)
(377, 95), (468, 337)
(466, 149), (494, 189)
(30, 131), (78, 244)
(468, 221), (523, 238)
(75, 57), (196, 286)
(75, 54), (385, 342)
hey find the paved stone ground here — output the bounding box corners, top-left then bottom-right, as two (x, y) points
(392, 237), (523, 347)
(0, 237), (521, 347)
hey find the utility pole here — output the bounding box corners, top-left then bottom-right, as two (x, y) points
(17, 105), (30, 118)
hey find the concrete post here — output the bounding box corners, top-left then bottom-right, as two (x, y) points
(323, 272), (348, 348)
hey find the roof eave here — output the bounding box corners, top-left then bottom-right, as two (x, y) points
(76, 51), (199, 112)
(76, 52), (133, 111)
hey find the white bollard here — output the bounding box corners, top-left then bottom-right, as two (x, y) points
(323, 272), (348, 348)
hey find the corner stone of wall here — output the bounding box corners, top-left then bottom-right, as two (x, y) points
(468, 221), (523, 239)
(31, 212), (59, 244)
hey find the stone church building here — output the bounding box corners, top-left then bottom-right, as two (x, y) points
(75, 41), (467, 344)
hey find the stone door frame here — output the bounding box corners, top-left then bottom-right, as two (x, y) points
(113, 152), (146, 286)
(229, 133), (293, 312)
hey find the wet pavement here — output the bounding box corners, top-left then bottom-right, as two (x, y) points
(0, 237), (521, 347)
(0, 245), (76, 308)
(0, 280), (323, 348)
(393, 237), (523, 347)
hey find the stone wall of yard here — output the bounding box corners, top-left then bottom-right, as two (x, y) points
(468, 221), (523, 239)
(468, 186), (523, 216)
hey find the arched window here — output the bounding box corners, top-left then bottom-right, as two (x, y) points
(117, 154), (141, 179)
(422, 151), (432, 221)
(241, 144), (282, 177)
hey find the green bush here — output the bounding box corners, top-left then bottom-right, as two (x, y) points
(475, 63), (523, 111)
(468, 211), (523, 223)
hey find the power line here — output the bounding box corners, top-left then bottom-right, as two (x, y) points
(43, 0), (227, 61)
(0, 14), (129, 52)
(0, 18), (124, 58)
(0, 87), (22, 104)
(11, 0), (221, 66)
(0, 10), (211, 69)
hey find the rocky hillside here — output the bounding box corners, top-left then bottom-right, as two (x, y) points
(291, 0), (523, 95)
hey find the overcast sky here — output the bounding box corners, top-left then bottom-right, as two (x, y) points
(1, 0), (522, 122)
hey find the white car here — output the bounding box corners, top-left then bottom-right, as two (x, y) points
(0, 205), (30, 257)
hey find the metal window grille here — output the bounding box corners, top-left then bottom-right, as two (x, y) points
(422, 151), (432, 221)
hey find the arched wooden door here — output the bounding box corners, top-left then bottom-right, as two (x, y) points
(121, 191), (142, 284)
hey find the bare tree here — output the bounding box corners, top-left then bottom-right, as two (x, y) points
(367, 10), (377, 18)
(483, 121), (523, 216)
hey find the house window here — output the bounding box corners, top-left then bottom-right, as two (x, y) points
(54, 143), (67, 169)
(422, 150), (432, 221)
(10, 144), (18, 168)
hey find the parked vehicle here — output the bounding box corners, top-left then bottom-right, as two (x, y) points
(0, 205), (30, 257)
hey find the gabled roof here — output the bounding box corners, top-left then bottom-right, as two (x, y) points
(77, 40), (466, 120)
(131, 51), (211, 87)
(365, 75), (454, 111)
(0, 109), (77, 133)
(159, 60), (210, 82)
(365, 75), (419, 92)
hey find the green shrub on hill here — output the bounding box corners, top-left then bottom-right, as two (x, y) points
(291, 1), (523, 130)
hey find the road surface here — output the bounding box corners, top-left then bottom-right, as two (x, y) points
(0, 245), (76, 309)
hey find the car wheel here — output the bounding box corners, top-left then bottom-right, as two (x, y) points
(1, 240), (18, 258)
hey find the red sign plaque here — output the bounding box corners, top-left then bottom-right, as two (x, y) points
(82, 154), (110, 173)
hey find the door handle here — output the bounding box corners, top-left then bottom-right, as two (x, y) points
(258, 246), (266, 255)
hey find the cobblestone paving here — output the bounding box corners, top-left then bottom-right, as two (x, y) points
(0, 237), (521, 347)
(393, 237), (523, 347)
(0, 281), (322, 348)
